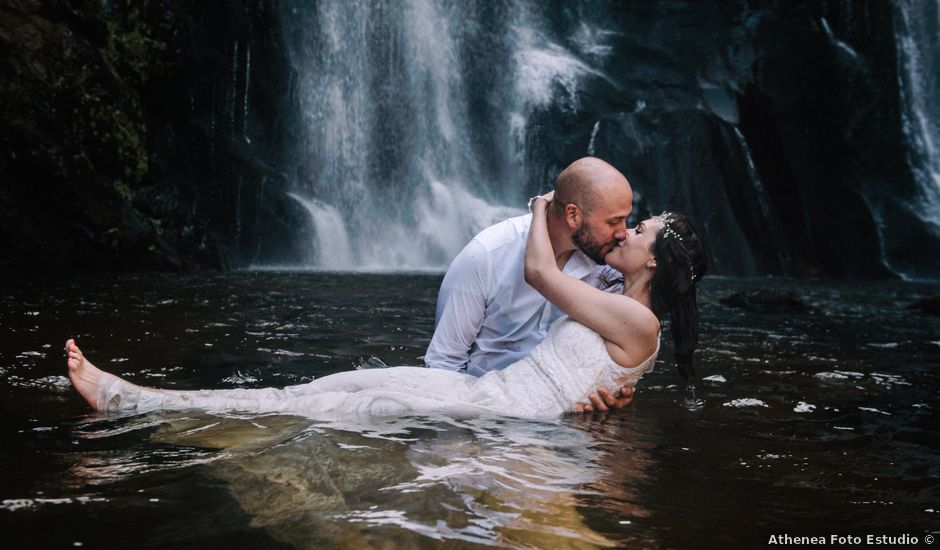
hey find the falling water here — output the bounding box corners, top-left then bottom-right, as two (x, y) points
(820, 17), (861, 61)
(287, 193), (353, 270)
(279, 0), (615, 270)
(587, 121), (600, 156)
(230, 40), (239, 133)
(243, 44), (251, 142)
(895, 0), (940, 234)
(731, 126), (790, 271)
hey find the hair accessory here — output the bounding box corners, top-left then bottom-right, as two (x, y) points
(654, 211), (697, 283)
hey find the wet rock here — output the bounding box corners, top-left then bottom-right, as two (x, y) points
(908, 294), (940, 315)
(1, 0), (934, 276)
(719, 290), (809, 313)
(0, 0), (303, 274)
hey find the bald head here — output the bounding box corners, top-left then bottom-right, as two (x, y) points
(551, 157), (631, 217)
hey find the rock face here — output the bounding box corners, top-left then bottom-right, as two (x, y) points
(1, 0), (170, 272)
(0, 0), (303, 273)
(734, 1), (916, 278)
(524, 1), (935, 278)
(0, 1), (937, 276)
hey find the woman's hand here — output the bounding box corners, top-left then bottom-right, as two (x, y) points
(528, 191), (553, 212)
(524, 190), (558, 288)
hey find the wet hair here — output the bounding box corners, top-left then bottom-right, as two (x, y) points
(649, 213), (709, 389)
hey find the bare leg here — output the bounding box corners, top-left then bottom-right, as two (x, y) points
(63, 340), (469, 417)
(63, 337), (345, 414)
(66, 338), (135, 411)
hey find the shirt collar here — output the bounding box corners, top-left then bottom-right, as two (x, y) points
(562, 249), (600, 278)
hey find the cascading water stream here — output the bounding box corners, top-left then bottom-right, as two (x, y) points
(265, 1), (940, 276)
(287, 193), (353, 270)
(278, 0), (614, 270)
(895, 0), (940, 236)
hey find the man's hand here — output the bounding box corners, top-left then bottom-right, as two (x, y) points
(575, 385), (634, 414)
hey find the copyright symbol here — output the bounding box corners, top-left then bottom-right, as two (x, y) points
(927, 534), (934, 544)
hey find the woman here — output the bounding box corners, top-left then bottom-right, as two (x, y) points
(66, 195), (708, 418)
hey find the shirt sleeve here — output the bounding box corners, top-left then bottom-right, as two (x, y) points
(424, 239), (489, 372)
(595, 265), (623, 293)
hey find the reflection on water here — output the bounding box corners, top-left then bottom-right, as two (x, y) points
(0, 273), (938, 547)
(63, 412), (647, 548)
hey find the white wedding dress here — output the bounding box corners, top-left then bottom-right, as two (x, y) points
(94, 318), (659, 419)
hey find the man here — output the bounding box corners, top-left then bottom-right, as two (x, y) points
(425, 157), (635, 412)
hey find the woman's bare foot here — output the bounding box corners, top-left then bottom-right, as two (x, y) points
(65, 338), (107, 411)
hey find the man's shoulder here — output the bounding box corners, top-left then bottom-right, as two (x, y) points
(471, 214), (531, 253)
(589, 264), (622, 291)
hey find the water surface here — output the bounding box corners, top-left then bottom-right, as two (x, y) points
(1, 273), (938, 548)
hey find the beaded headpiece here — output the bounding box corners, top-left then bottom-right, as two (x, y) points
(652, 211), (697, 283)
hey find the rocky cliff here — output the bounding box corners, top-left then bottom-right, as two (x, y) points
(1, 0), (936, 277)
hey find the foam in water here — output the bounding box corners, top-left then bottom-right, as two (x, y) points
(870, 372), (911, 387)
(814, 370), (864, 381)
(1, 497), (108, 511)
(723, 398), (769, 408)
(289, 185), (523, 271)
(413, 177), (525, 260)
(793, 402), (816, 413)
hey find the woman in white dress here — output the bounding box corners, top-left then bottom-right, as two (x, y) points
(65, 194), (708, 419)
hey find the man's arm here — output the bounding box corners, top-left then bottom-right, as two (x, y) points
(424, 240), (488, 372)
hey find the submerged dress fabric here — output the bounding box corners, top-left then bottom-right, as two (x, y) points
(95, 318), (659, 419)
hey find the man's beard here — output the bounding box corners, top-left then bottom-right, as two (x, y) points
(573, 225), (613, 265)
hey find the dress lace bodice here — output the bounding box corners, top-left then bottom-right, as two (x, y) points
(468, 317), (658, 417)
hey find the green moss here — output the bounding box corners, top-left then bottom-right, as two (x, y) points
(46, 0), (173, 200)
(113, 180), (133, 202)
(98, 0), (167, 86)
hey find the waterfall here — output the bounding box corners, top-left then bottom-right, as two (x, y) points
(287, 193), (353, 270)
(230, 40), (239, 133)
(894, 0), (940, 273)
(243, 43), (251, 142)
(278, 0), (615, 270)
(820, 17), (860, 61)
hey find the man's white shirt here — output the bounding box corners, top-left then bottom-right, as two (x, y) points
(425, 214), (619, 376)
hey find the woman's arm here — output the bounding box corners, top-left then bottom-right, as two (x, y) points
(524, 197), (658, 366)
(523, 194), (561, 281)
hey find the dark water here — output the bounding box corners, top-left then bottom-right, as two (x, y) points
(1, 273), (938, 548)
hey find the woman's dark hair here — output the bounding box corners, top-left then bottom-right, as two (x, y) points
(649, 213), (708, 388)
